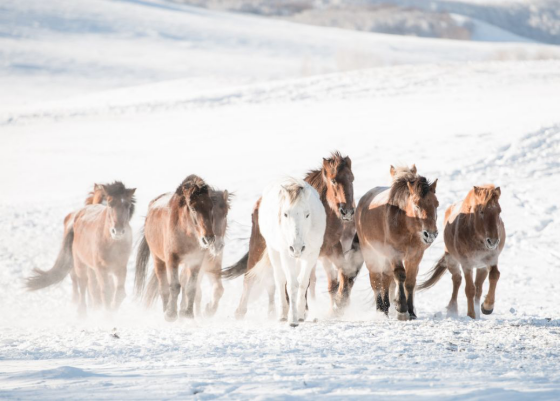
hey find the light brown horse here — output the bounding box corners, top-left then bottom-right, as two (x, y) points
(352, 165), (438, 320)
(418, 185), (505, 319)
(26, 182), (136, 316)
(134, 175), (218, 322)
(222, 151), (357, 318)
(143, 188), (231, 317)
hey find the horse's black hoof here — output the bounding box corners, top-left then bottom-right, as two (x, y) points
(289, 322), (299, 328)
(409, 312), (417, 320)
(481, 304), (494, 315)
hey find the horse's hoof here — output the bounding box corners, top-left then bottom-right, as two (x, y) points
(397, 312), (410, 321)
(298, 318), (305, 322)
(204, 305), (216, 318)
(481, 304), (494, 315)
(179, 310), (193, 319)
(279, 317), (287, 322)
(234, 309), (246, 320)
(409, 312), (417, 320)
(289, 322), (299, 328)
(165, 312), (178, 322)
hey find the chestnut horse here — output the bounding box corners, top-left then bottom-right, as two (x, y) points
(418, 185), (505, 319)
(222, 151), (356, 318)
(135, 175), (218, 322)
(351, 165), (438, 320)
(143, 188), (231, 317)
(26, 182), (136, 315)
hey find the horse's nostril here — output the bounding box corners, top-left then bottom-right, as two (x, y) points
(111, 228), (116, 235)
(301, 246), (306, 253)
(289, 246), (294, 253)
(339, 208), (346, 215)
(423, 231), (429, 238)
(202, 237), (208, 245)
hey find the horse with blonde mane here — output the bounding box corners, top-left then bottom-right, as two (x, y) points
(418, 185), (505, 319)
(350, 165), (439, 320)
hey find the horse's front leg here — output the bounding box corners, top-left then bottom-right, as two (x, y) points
(269, 249), (288, 321)
(164, 257), (181, 322)
(296, 257), (316, 323)
(481, 265), (500, 315)
(462, 266), (476, 319)
(179, 262), (202, 319)
(204, 254), (224, 317)
(95, 268), (112, 311)
(111, 265), (127, 311)
(328, 242), (354, 310)
(403, 254), (423, 320)
(281, 253), (299, 327)
(474, 267), (489, 319)
(154, 257), (169, 313)
(392, 261), (408, 320)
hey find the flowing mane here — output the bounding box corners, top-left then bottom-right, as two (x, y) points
(84, 184), (105, 205)
(103, 181), (136, 219)
(280, 178), (306, 205)
(388, 166), (432, 210)
(176, 174), (210, 207)
(305, 151), (349, 198)
(469, 184), (501, 208)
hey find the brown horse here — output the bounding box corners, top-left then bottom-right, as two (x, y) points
(352, 165), (438, 320)
(418, 185), (505, 319)
(134, 175), (218, 322)
(143, 188), (231, 317)
(26, 182), (136, 316)
(222, 151), (357, 318)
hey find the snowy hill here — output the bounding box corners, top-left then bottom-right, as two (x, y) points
(1, 0), (560, 399)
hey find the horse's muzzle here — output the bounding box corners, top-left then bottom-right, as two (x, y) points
(110, 227), (126, 240)
(339, 207), (355, 221)
(421, 230), (438, 244)
(485, 238), (500, 250)
(200, 235), (216, 249)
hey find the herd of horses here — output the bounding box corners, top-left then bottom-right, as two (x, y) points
(25, 152), (505, 326)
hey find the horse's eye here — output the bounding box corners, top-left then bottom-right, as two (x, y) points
(331, 179), (336, 185)
(306, 214), (310, 219)
(284, 213), (288, 217)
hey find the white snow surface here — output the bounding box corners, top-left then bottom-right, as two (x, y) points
(1, 0), (560, 399)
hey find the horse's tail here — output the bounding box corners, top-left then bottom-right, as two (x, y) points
(417, 254), (449, 291)
(144, 271), (160, 307)
(221, 252), (249, 280)
(134, 232), (151, 297)
(25, 227), (74, 291)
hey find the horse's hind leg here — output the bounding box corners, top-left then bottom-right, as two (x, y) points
(474, 267), (489, 319)
(481, 265), (500, 315)
(308, 266), (316, 300)
(270, 249), (288, 321)
(164, 259), (182, 322)
(446, 256), (461, 317)
(265, 274), (276, 319)
(321, 259), (339, 316)
(70, 269), (79, 304)
(74, 259), (89, 317)
(154, 257), (169, 314)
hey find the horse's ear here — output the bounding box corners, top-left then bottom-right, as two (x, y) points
(344, 156), (352, 169)
(494, 187), (501, 199)
(411, 164), (417, 174)
(429, 179), (438, 193)
(99, 184), (109, 196)
(322, 158), (334, 177)
(222, 189), (229, 202)
(126, 188), (136, 198)
(390, 165), (396, 178)
(94, 183), (102, 191)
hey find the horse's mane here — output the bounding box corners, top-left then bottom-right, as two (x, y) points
(305, 151), (349, 198)
(471, 184), (500, 208)
(176, 174), (210, 207)
(388, 166), (432, 210)
(279, 178), (309, 205)
(211, 189), (233, 210)
(102, 181), (136, 219)
(84, 184), (104, 205)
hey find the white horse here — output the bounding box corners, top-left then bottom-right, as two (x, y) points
(256, 177), (326, 327)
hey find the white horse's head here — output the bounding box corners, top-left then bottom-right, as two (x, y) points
(279, 179), (314, 258)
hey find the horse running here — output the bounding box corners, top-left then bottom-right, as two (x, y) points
(134, 175), (219, 322)
(418, 185), (505, 319)
(143, 188), (231, 317)
(26, 182), (136, 315)
(248, 178), (326, 326)
(351, 165), (438, 320)
(223, 152), (356, 318)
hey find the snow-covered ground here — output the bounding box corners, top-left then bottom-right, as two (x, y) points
(1, 0), (560, 399)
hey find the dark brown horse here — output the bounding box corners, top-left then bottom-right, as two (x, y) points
(222, 151), (357, 318)
(351, 165), (438, 320)
(418, 185), (505, 319)
(26, 182), (136, 316)
(135, 175), (218, 322)
(143, 188), (231, 317)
